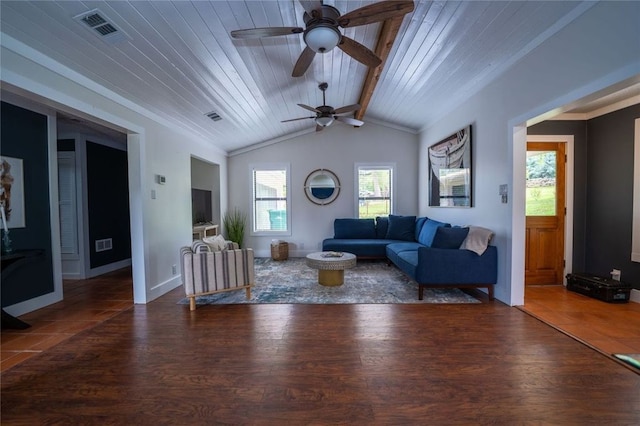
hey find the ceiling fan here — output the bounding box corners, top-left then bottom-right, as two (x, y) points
(230, 0), (415, 77)
(281, 82), (364, 132)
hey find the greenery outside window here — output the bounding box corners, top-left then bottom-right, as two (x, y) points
(526, 151), (556, 216)
(356, 164), (394, 219)
(251, 164), (290, 235)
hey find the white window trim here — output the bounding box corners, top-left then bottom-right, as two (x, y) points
(250, 162), (291, 237)
(354, 162), (396, 218)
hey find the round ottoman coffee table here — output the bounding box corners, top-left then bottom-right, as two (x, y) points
(305, 251), (357, 286)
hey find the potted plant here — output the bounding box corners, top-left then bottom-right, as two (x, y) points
(223, 208), (247, 248)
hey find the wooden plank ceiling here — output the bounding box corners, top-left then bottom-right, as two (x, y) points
(0, 1), (594, 152)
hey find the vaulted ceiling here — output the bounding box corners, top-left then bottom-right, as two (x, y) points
(0, 1), (605, 152)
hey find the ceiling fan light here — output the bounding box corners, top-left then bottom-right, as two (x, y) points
(316, 116), (334, 127)
(304, 25), (340, 53)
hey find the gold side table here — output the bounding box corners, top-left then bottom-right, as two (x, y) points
(305, 252), (357, 286)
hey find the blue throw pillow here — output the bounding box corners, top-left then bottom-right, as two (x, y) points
(431, 226), (469, 249)
(386, 215), (416, 241)
(334, 218), (376, 239)
(417, 218), (451, 247)
(415, 216), (428, 240)
(375, 216), (389, 238)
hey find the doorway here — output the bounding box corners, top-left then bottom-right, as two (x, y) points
(525, 141), (568, 286)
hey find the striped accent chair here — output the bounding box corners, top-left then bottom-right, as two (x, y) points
(181, 240), (255, 310)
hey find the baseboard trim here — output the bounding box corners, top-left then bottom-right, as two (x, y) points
(147, 275), (182, 303)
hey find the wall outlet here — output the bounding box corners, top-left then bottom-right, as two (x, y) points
(172, 264), (177, 275)
(611, 269), (621, 281)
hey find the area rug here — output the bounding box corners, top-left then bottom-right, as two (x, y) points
(613, 354), (640, 371)
(178, 257), (481, 305)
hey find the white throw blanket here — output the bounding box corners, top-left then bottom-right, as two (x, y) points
(461, 226), (494, 255)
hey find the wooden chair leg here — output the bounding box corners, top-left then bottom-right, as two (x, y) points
(418, 285), (424, 300)
(245, 287), (251, 299)
(189, 297), (196, 311)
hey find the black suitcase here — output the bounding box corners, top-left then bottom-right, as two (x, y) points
(566, 273), (631, 303)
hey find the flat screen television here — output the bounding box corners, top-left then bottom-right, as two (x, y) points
(191, 189), (212, 225)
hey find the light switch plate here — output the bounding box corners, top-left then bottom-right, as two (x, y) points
(499, 184), (508, 203)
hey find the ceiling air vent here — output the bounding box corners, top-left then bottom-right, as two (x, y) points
(74, 9), (127, 43)
(205, 111), (222, 122)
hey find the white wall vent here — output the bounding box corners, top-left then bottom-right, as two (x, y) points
(205, 111), (222, 122)
(74, 9), (128, 44)
(95, 238), (113, 252)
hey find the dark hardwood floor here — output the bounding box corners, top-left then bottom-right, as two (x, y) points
(1, 267), (639, 424)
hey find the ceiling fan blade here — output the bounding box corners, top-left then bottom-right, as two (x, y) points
(281, 116), (315, 123)
(316, 124), (324, 132)
(298, 0), (323, 18)
(333, 104), (361, 115)
(336, 116), (365, 127)
(292, 46), (316, 77)
(230, 27), (303, 39)
(338, 1), (415, 28)
(297, 103), (321, 113)
(338, 36), (382, 68)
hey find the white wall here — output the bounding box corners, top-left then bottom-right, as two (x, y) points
(418, 1), (640, 305)
(1, 36), (228, 312)
(228, 121), (419, 257)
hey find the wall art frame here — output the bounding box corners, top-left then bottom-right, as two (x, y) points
(0, 155), (26, 228)
(428, 125), (472, 207)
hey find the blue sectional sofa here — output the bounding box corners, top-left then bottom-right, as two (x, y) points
(322, 216), (497, 300)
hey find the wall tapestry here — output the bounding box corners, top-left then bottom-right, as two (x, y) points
(0, 156), (26, 228)
(428, 125), (472, 207)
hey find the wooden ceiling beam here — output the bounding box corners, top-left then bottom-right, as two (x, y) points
(355, 16), (404, 121)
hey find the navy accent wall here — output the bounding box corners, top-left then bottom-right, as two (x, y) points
(86, 141), (131, 268)
(529, 104), (640, 288)
(57, 139), (75, 151)
(0, 101), (54, 306)
(585, 105), (640, 288)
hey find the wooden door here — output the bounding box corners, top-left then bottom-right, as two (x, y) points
(525, 142), (566, 285)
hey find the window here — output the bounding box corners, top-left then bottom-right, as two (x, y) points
(356, 164), (393, 219)
(525, 150), (557, 216)
(251, 164), (290, 234)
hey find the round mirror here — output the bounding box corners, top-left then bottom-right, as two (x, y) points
(304, 169), (340, 205)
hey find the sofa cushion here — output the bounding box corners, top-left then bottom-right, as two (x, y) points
(415, 216), (428, 240)
(394, 250), (419, 278)
(375, 216), (389, 238)
(417, 218), (451, 247)
(386, 215), (416, 241)
(334, 218), (376, 239)
(431, 226), (469, 249)
(322, 238), (391, 258)
(386, 241), (424, 255)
